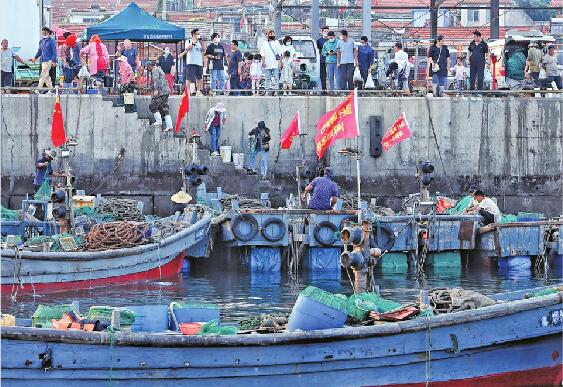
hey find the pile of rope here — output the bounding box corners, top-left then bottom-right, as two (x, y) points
(84, 221), (148, 251)
(429, 288), (495, 315)
(95, 198), (144, 222)
(220, 194), (265, 212)
(340, 192), (395, 216)
(153, 218), (188, 239)
(238, 313), (289, 333)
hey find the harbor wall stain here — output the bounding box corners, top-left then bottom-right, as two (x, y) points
(1, 95), (561, 216)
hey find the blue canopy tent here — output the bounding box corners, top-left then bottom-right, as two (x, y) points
(85, 2), (185, 90)
(85, 2), (185, 42)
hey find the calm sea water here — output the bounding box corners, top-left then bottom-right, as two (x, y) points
(2, 253), (561, 323)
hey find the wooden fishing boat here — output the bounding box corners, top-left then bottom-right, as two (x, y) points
(1, 286), (561, 386)
(0, 214), (211, 292)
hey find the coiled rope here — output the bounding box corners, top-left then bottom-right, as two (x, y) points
(84, 222), (148, 251)
(95, 198), (144, 222)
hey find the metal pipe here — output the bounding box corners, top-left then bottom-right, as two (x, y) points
(281, 4), (559, 10)
(311, 0), (320, 40)
(361, 0), (371, 40)
(490, 0), (500, 40)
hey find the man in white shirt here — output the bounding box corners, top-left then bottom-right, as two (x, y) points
(260, 29), (282, 94)
(467, 189), (500, 225)
(392, 42), (409, 91)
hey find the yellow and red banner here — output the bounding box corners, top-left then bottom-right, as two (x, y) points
(315, 89), (359, 159)
(381, 113), (411, 151)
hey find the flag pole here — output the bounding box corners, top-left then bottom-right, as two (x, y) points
(183, 85), (190, 194)
(354, 89), (361, 223)
(296, 111), (304, 208)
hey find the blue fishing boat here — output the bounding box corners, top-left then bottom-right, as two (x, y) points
(1, 286), (561, 386)
(0, 214), (211, 292)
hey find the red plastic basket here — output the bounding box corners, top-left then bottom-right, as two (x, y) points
(179, 322), (203, 335)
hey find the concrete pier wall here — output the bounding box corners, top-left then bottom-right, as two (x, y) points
(1, 94), (562, 216)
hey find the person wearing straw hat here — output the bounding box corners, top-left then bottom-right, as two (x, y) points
(33, 149), (63, 192)
(204, 102), (227, 156)
(170, 191), (193, 215)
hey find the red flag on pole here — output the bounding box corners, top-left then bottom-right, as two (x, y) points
(381, 112), (412, 151)
(175, 85), (190, 133)
(281, 111), (300, 150)
(51, 95), (67, 148)
(240, 13), (246, 31)
(314, 89), (359, 159)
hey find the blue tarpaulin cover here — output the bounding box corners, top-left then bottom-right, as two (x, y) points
(86, 2), (185, 42)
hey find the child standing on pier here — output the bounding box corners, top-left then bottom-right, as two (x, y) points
(451, 57), (468, 93)
(280, 51), (294, 95)
(250, 54), (263, 95)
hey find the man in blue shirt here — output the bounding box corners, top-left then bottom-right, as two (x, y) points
(34, 149), (63, 192)
(336, 30), (358, 90)
(357, 36), (374, 87)
(121, 39), (138, 73)
(302, 167), (339, 210)
(316, 26), (329, 91)
(31, 27), (57, 89)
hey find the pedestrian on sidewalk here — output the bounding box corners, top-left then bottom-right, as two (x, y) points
(427, 35), (450, 97)
(179, 29), (205, 96)
(317, 26), (329, 91)
(239, 52), (253, 94)
(205, 33), (226, 95)
(280, 51), (294, 95)
(1, 39), (26, 88)
(525, 42), (542, 89)
(158, 47), (176, 94)
(121, 39), (138, 74)
(336, 30), (357, 91)
(80, 34), (109, 76)
(357, 36), (374, 87)
(451, 56), (468, 93)
(204, 102), (227, 156)
(250, 54), (262, 95)
(260, 30), (282, 94)
(147, 61), (173, 132)
(541, 45), (562, 90)
(115, 54), (134, 86)
(467, 31), (489, 92)
(322, 31), (338, 91)
(228, 40), (243, 95)
(31, 27), (57, 90)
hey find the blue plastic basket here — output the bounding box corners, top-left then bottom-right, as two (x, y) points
(169, 302), (220, 331)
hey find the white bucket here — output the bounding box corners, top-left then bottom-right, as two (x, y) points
(233, 153), (245, 169)
(123, 93), (135, 105)
(220, 146), (232, 163)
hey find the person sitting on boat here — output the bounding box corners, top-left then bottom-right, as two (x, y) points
(170, 190), (192, 217)
(302, 167), (339, 210)
(461, 186), (479, 214)
(33, 149), (63, 192)
(466, 189), (500, 226)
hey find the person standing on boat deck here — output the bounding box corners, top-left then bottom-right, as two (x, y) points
(302, 167), (339, 210)
(34, 149), (63, 192)
(466, 190), (500, 226)
(204, 102), (227, 157)
(147, 61), (173, 132)
(246, 121), (271, 179)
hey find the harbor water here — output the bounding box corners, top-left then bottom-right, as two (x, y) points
(2, 250), (561, 322)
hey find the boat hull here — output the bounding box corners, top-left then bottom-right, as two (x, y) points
(2, 292), (561, 386)
(0, 215), (211, 292)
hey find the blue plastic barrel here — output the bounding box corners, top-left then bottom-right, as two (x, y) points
(287, 295), (347, 332)
(126, 305), (169, 332)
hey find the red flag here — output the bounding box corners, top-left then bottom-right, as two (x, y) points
(315, 89), (359, 159)
(175, 85), (190, 133)
(240, 13), (246, 31)
(281, 111), (300, 150)
(381, 113), (411, 151)
(51, 95), (67, 148)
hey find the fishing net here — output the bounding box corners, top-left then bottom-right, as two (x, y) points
(32, 304), (79, 327)
(500, 214), (517, 223)
(0, 205), (21, 221)
(33, 181), (52, 201)
(299, 286), (349, 314)
(24, 233), (84, 251)
(445, 195), (472, 215)
(171, 302), (219, 310)
(74, 206), (117, 222)
(198, 320), (238, 336)
(238, 313), (289, 331)
(524, 288), (561, 299)
(347, 293), (403, 320)
(87, 306), (136, 325)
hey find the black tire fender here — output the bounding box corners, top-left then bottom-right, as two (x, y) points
(371, 223), (396, 251)
(231, 214), (259, 241)
(313, 221), (338, 246)
(261, 217), (286, 242)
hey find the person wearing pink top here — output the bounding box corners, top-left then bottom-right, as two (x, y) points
(80, 35), (109, 75)
(116, 55), (134, 85)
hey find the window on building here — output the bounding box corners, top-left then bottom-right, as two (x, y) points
(468, 10), (479, 22)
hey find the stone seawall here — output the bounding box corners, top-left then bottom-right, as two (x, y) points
(1, 94), (561, 216)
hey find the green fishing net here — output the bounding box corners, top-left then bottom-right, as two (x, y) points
(347, 293), (403, 320)
(87, 306), (136, 325)
(170, 302), (219, 310)
(33, 181), (52, 201)
(524, 288), (561, 299)
(198, 320), (238, 336)
(0, 205), (20, 221)
(299, 286), (349, 314)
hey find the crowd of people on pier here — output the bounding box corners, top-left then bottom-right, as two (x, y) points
(1, 25), (561, 95)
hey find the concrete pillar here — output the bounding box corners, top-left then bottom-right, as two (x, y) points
(311, 0), (320, 39)
(490, 0), (500, 39)
(361, 0), (371, 39)
(275, 1), (282, 38)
